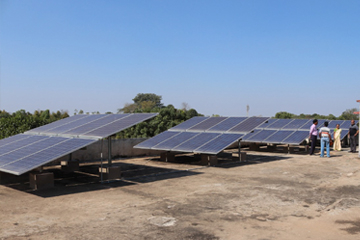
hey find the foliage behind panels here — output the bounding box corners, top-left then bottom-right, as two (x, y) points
(0, 109), (69, 140)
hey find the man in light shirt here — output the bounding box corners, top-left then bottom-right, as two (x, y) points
(319, 121), (332, 158)
(309, 119), (318, 155)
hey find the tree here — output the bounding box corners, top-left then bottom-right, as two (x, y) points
(181, 102), (189, 111)
(133, 93), (163, 108)
(339, 108), (358, 120)
(118, 93), (164, 113)
(274, 111), (294, 119)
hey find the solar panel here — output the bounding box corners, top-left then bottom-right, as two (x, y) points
(168, 117), (209, 131)
(340, 129), (348, 140)
(265, 130), (294, 144)
(340, 120), (356, 129)
(207, 117), (247, 132)
(243, 130), (277, 143)
(0, 113), (159, 175)
(38, 114), (107, 135)
(152, 132), (199, 150)
(299, 119), (327, 130)
(256, 119), (279, 129)
(134, 131), (180, 149)
(228, 117), (269, 133)
(282, 130), (309, 145)
(282, 119), (311, 130)
(172, 132), (221, 152)
(0, 136), (65, 166)
(265, 119), (294, 129)
(327, 120), (344, 129)
(61, 114), (128, 136)
(82, 113), (157, 138)
(187, 117), (227, 132)
(241, 129), (263, 141)
(0, 134), (32, 147)
(26, 114), (89, 134)
(194, 133), (243, 154)
(0, 135), (48, 156)
(1, 138), (96, 175)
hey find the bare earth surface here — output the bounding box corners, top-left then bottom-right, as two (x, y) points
(1, 148), (360, 240)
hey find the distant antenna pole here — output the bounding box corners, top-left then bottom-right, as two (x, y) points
(246, 105), (249, 117)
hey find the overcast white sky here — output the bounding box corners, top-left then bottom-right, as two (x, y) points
(0, 0), (359, 117)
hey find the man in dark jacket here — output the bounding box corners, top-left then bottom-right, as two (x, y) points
(348, 120), (359, 153)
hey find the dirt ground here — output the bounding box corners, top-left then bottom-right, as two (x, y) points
(1, 147), (360, 240)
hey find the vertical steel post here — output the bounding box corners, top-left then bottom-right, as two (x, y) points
(108, 136), (112, 166)
(238, 140), (241, 161)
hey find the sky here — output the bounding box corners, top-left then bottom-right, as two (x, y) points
(0, 0), (359, 117)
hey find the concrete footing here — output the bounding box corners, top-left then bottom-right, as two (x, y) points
(29, 172), (54, 190)
(160, 152), (176, 162)
(200, 155), (218, 166)
(288, 145), (309, 154)
(240, 152), (247, 161)
(99, 166), (121, 180)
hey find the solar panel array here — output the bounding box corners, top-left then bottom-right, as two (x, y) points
(135, 116), (269, 154)
(242, 119), (357, 145)
(26, 113), (157, 139)
(0, 113), (158, 175)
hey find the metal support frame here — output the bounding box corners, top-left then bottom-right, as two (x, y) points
(100, 139), (104, 183)
(108, 136), (112, 166)
(238, 140), (241, 161)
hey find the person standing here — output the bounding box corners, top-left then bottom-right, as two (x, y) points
(319, 121), (332, 158)
(333, 124), (342, 151)
(309, 119), (318, 155)
(348, 120), (359, 153)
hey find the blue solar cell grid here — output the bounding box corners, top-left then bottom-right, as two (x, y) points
(152, 132), (199, 150)
(241, 129), (263, 141)
(340, 120), (357, 129)
(256, 119), (279, 129)
(2, 138), (96, 175)
(172, 132), (221, 152)
(0, 136), (66, 166)
(169, 117), (209, 131)
(265, 130), (293, 144)
(340, 130), (348, 140)
(299, 119), (327, 130)
(26, 114), (89, 134)
(0, 134), (31, 147)
(265, 119), (293, 129)
(282, 130), (309, 145)
(194, 133), (243, 154)
(135, 131), (180, 149)
(42, 115), (106, 135)
(207, 117), (247, 132)
(83, 113), (157, 138)
(282, 119), (311, 130)
(0, 135), (48, 156)
(228, 117), (269, 133)
(187, 117), (227, 132)
(246, 130), (277, 142)
(62, 114), (128, 136)
(327, 120), (344, 129)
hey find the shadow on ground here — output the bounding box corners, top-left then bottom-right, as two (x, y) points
(0, 161), (202, 198)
